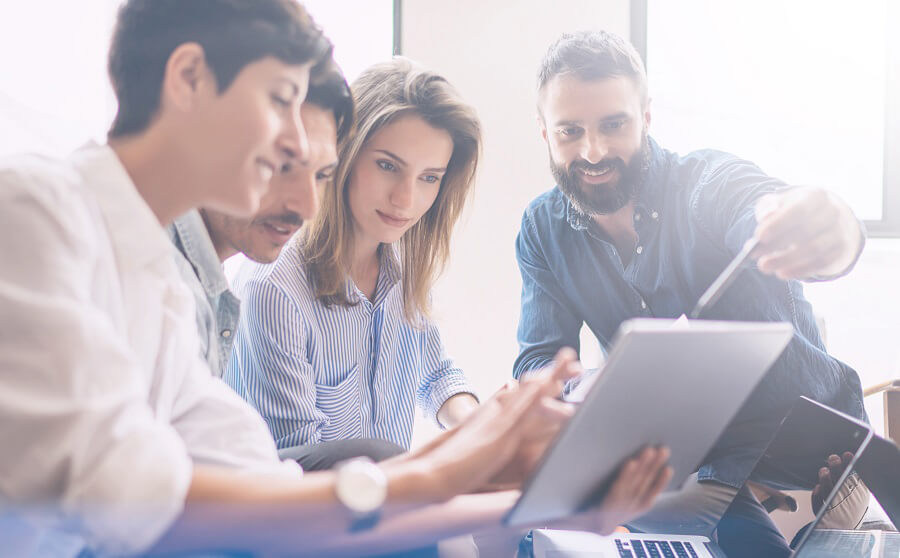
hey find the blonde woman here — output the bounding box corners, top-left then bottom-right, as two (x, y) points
(225, 58), (481, 467)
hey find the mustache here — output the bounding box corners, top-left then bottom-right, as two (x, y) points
(569, 158), (626, 174)
(255, 212), (304, 228)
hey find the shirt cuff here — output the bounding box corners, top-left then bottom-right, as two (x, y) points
(424, 371), (478, 426)
(806, 218), (867, 282)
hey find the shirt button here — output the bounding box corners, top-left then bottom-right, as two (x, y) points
(651, 211), (659, 220)
(636, 246), (643, 254)
(640, 299), (647, 309)
(221, 329), (232, 338)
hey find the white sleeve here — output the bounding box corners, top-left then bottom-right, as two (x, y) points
(0, 164), (193, 555)
(169, 352), (304, 479)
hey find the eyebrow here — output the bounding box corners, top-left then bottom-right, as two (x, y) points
(553, 119), (583, 128)
(374, 149), (447, 173)
(553, 113), (631, 127)
(601, 112), (631, 122)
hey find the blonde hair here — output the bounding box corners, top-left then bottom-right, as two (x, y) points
(299, 57), (481, 325)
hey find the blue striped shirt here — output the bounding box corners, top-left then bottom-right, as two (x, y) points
(224, 243), (475, 450)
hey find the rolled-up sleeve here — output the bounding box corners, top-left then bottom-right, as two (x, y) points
(415, 320), (476, 426)
(0, 169), (192, 555)
(513, 209), (583, 379)
(227, 278), (328, 448)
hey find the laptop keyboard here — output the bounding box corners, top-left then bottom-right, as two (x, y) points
(615, 538), (700, 558)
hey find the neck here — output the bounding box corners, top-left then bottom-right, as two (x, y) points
(109, 126), (201, 226)
(198, 210), (238, 263)
(591, 202), (638, 255)
(349, 233), (381, 281)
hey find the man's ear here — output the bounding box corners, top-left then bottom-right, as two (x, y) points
(643, 97), (653, 129)
(160, 42), (216, 114)
(537, 113), (549, 143)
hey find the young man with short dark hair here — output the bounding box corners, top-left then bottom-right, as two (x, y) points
(516, 30), (868, 558)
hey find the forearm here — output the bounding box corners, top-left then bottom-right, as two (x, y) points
(437, 392), (479, 428)
(150, 466), (516, 556)
(311, 490), (520, 557)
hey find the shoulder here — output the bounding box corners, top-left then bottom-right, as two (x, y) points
(0, 152), (89, 208)
(521, 188), (569, 237)
(523, 187), (567, 220)
(0, 153), (104, 251)
(233, 245), (315, 315)
(668, 148), (770, 192)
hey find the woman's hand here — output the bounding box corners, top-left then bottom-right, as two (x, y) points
(406, 348), (581, 502)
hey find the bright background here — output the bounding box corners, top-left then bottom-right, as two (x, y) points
(1, 1), (898, 452)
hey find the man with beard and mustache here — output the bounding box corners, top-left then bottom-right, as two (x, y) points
(514, 30), (868, 558)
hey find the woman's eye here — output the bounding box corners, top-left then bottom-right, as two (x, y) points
(377, 160), (396, 172)
(422, 175), (440, 184)
(271, 95), (291, 108)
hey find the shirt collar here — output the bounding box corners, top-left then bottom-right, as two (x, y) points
(170, 210), (230, 299)
(379, 243), (403, 287)
(344, 243), (403, 304)
(69, 142), (172, 271)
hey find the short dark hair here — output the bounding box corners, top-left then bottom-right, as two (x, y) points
(537, 30), (648, 105)
(305, 60), (355, 144)
(107, 0), (333, 138)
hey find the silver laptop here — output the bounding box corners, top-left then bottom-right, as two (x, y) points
(533, 529), (725, 557)
(506, 318), (793, 528)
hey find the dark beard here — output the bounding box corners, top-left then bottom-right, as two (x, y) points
(551, 132), (650, 215)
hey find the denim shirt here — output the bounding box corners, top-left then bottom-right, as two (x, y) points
(168, 210), (240, 378)
(513, 138), (866, 489)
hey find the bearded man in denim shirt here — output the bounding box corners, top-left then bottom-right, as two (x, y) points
(515, 31), (867, 558)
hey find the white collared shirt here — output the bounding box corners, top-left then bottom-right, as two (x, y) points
(0, 144), (300, 556)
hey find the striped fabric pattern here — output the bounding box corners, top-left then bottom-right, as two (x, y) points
(224, 244), (474, 450)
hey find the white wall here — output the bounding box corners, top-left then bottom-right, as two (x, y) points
(0, 1), (121, 158)
(401, 0), (900, 445)
(401, 0), (630, 443)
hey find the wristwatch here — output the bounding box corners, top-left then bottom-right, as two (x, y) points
(335, 457), (388, 532)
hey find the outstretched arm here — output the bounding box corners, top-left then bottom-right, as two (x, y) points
(152, 351), (670, 556)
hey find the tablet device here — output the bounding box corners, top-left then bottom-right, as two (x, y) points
(752, 396), (873, 556)
(505, 318), (793, 527)
(753, 396), (872, 492)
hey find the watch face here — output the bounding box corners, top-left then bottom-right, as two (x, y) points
(337, 459), (388, 514)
